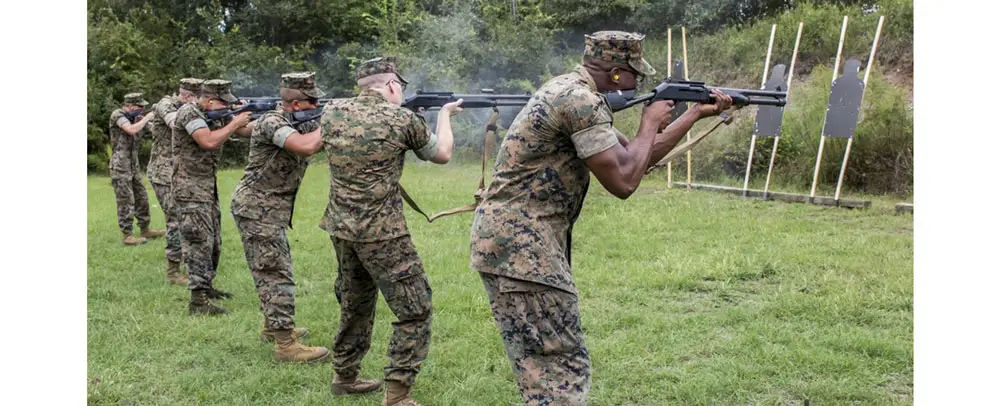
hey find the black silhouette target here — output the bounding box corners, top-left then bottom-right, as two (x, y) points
(753, 64), (788, 138)
(821, 59), (865, 139)
(669, 60), (688, 121)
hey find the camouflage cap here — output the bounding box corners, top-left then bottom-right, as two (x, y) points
(355, 56), (408, 84)
(583, 31), (656, 77)
(123, 92), (149, 106)
(179, 78), (203, 93)
(280, 71), (326, 98)
(200, 79), (238, 103)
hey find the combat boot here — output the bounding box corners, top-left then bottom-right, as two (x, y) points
(140, 227), (166, 239)
(205, 287), (233, 300)
(166, 260), (188, 286)
(189, 289), (228, 316)
(383, 380), (421, 406)
(122, 232), (147, 246)
(331, 374), (382, 396)
(259, 327), (309, 343)
(271, 329), (330, 363)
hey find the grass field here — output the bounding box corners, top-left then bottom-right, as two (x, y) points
(87, 161), (913, 405)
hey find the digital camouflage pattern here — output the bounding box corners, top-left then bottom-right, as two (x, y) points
(235, 217), (296, 330)
(318, 89), (433, 243)
(172, 101), (230, 291)
(582, 30), (656, 77)
(171, 102), (230, 203)
(330, 235), (432, 386)
(150, 182), (181, 263)
(179, 77), (203, 93)
(231, 111), (317, 227)
(470, 65), (623, 295)
(111, 177), (151, 235)
(123, 92), (149, 106)
(200, 79), (238, 103)
(354, 56), (408, 83)
(108, 108), (151, 234)
(108, 108), (143, 180)
(480, 273), (590, 405)
(147, 95), (181, 184)
(280, 71), (326, 98)
(176, 200), (221, 291)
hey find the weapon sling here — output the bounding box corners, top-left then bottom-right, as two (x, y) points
(646, 108), (738, 174)
(399, 107), (499, 223)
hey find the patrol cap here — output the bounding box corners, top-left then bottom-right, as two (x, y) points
(280, 72), (326, 99)
(355, 56), (408, 85)
(123, 92), (148, 106)
(200, 79), (238, 103)
(583, 31), (656, 77)
(179, 78), (204, 93)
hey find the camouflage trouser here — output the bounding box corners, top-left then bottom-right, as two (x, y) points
(330, 235), (433, 386)
(150, 182), (182, 263)
(235, 216), (296, 330)
(176, 200), (222, 291)
(480, 273), (591, 406)
(111, 174), (150, 235)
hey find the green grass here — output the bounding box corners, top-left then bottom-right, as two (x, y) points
(88, 160), (913, 405)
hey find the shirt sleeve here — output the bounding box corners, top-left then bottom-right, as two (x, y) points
(401, 110), (434, 153)
(413, 131), (439, 161)
(184, 118), (208, 134)
(115, 116), (130, 128)
(559, 87), (620, 159)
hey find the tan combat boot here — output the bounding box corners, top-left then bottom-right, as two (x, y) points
(272, 329), (330, 363)
(140, 227), (166, 239)
(383, 380), (421, 406)
(189, 289), (228, 316)
(166, 260), (189, 286)
(122, 232), (147, 246)
(331, 374), (382, 396)
(259, 327), (309, 343)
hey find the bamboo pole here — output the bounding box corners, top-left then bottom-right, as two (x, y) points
(666, 27), (673, 189)
(834, 15), (884, 202)
(809, 15), (849, 200)
(742, 24), (777, 197)
(763, 21), (804, 200)
(682, 26), (692, 190)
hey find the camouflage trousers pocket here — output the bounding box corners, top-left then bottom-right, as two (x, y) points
(178, 204), (214, 243)
(506, 286), (583, 357)
(382, 273), (433, 321)
(236, 218), (289, 271)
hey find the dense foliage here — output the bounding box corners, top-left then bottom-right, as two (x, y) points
(87, 0), (912, 194)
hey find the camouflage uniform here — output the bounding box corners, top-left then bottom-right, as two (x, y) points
(469, 31), (656, 405)
(147, 79), (201, 263)
(171, 80), (238, 292)
(319, 57), (439, 387)
(108, 92), (152, 235)
(231, 72), (324, 331)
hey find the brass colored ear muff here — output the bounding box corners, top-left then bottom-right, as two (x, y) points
(613, 74), (620, 81)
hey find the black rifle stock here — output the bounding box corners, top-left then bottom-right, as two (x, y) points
(611, 79), (787, 112)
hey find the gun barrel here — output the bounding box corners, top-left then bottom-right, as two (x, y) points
(712, 87), (787, 98)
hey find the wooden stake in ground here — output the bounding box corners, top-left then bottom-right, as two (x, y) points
(763, 21), (804, 200)
(809, 15), (849, 200)
(833, 15), (885, 202)
(682, 26), (692, 190)
(666, 27), (673, 189)
(741, 23), (777, 197)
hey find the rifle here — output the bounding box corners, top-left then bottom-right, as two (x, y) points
(206, 97), (339, 123)
(402, 89), (532, 111)
(608, 78), (787, 112)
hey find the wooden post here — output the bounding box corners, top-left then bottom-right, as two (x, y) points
(682, 26), (692, 190)
(834, 15), (884, 202)
(742, 24), (777, 197)
(763, 21), (804, 200)
(810, 15), (848, 200)
(666, 27), (673, 189)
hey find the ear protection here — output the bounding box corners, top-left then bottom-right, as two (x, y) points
(613, 73), (620, 81)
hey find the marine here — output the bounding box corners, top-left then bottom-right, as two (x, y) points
(147, 78), (202, 285)
(171, 79), (254, 316)
(319, 56), (463, 406)
(469, 31), (733, 405)
(107, 92), (164, 246)
(231, 72), (329, 363)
